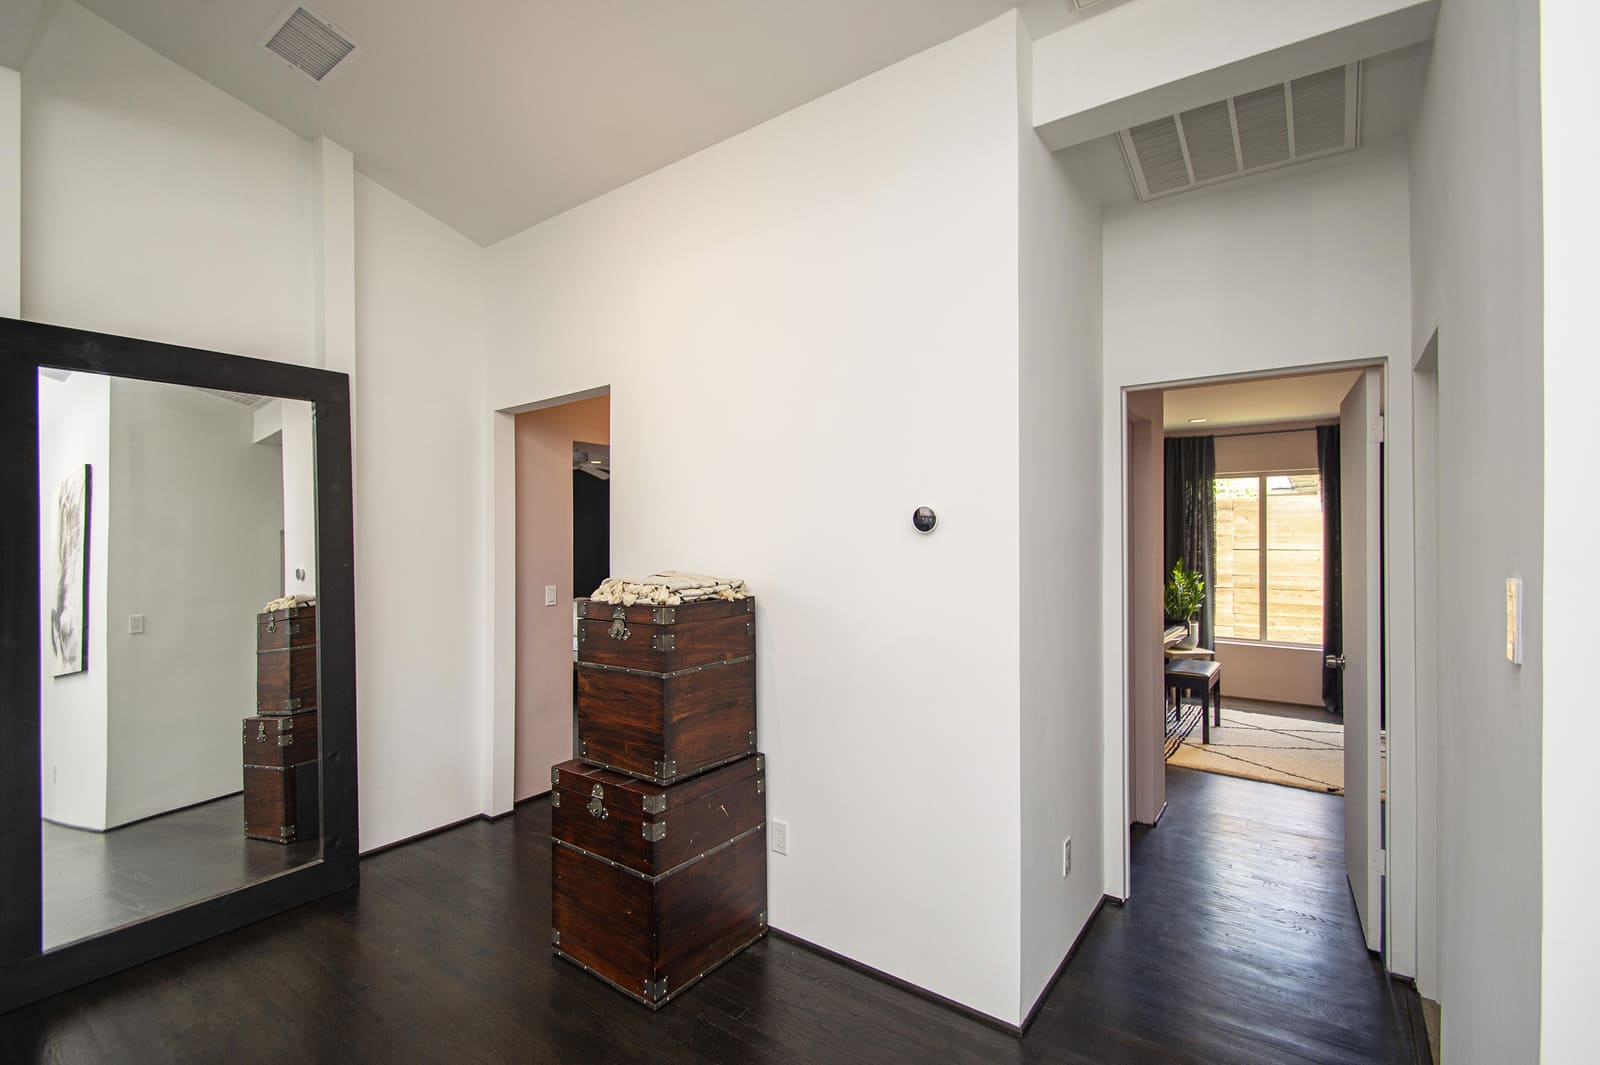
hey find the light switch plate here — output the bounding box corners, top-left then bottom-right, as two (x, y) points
(1505, 578), (1522, 665)
(545, 585), (557, 607)
(128, 614), (145, 635)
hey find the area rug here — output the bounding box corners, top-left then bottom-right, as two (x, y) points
(1167, 703), (1345, 794)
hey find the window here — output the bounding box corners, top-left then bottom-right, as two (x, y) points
(1213, 473), (1322, 645)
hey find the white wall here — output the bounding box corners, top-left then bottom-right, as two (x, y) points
(485, 13), (1028, 1024)
(278, 400), (317, 598)
(1407, 0), (1545, 1058)
(1016, 15), (1106, 1018)
(38, 371), (111, 831)
(0, 64), (18, 318)
(20, 2), (313, 365)
(1540, 4), (1597, 1061)
(21, 2), (493, 853)
(104, 380), (282, 827)
(351, 172), (489, 850)
(1099, 139), (1416, 946)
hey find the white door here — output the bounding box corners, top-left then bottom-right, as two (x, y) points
(1340, 368), (1383, 953)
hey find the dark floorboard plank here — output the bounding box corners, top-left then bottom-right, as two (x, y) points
(0, 765), (1419, 1065)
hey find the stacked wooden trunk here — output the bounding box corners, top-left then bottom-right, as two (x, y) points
(552, 596), (766, 1008)
(244, 603), (320, 843)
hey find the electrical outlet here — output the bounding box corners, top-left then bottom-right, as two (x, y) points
(545, 585), (557, 607)
(771, 819), (789, 855)
(1062, 837), (1072, 877)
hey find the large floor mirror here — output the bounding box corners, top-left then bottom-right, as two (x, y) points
(1, 319), (358, 1012)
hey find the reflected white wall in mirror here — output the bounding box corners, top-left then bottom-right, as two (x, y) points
(37, 370), (320, 950)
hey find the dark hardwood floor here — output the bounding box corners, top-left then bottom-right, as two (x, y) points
(42, 794), (319, 949)
(2, 767), (1420, 1064)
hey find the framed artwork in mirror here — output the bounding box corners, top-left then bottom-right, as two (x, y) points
(47, 463), (90, 677)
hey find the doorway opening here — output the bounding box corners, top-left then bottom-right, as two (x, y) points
(1123, 363), (1389, 957)
(511, 396), (610, 803)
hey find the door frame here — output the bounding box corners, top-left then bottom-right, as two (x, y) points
(484, 385), (611, 819)
(1103, 354), (1419, 977)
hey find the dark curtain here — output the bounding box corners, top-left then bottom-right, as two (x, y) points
(1164, 436), (1216, 650)
(1317, 426), (1343, 715)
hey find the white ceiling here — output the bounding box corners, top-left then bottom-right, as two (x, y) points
(1161, 370), (1362, 432)
(48, 0), (1114, 246)
(1070, 42), (1429, 208)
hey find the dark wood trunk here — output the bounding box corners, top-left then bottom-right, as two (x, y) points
(575, 597), (754, 674)
(256, 606), (316, 651)
(243, 710), (319, 769)
(243, 763), (320, 844)
(551, 753), (767, 1008)
(575, 657), (755, 783)
(257, 606), (318, 714)
(550, 756), (764, 877)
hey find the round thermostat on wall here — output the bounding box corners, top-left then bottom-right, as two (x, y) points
(912, 507), (937, 534)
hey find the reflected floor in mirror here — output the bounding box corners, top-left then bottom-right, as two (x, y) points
(42, 796), (318, 949)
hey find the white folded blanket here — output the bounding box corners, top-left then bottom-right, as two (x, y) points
(590, 571), (750, 606)
(263, 594), (316, 612)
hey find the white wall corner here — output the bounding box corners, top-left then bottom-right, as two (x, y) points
(314, 137), (356, 375)
(0, 65), (20, 319)
(484, 409), (517, 818)
(1540, 3), (1598, 1061)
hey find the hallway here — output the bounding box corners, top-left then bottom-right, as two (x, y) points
(0, 769), (1422, 1064)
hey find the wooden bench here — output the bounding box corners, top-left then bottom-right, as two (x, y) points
(1166, 659), (1222, 745)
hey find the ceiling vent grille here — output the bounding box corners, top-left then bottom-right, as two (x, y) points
(1119, 64), (1359, 201)
(262, 6), (358, 82)
(200, 388), (273, 409)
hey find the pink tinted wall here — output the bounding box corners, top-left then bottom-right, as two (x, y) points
(514, 395), (609, 800)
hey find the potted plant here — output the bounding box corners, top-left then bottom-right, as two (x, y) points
(1164, 559), (1206, 650)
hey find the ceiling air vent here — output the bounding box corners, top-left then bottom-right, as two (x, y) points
(1119, 64), (1359, 202)
(200, 388), (273, 409)
(262, 6), (359, 82)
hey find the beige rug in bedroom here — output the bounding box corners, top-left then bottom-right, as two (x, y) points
(1168, 703), (1345, 794)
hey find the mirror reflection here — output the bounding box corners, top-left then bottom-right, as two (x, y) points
(37, 369), (321, 950)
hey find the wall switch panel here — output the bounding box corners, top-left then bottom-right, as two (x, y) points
(1505, 578), (1523, 664)
(544, 585), (557, 607)
(128, 614), (145, 635)
(1062, 837), (1072, 877)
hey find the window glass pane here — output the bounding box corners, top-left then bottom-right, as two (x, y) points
(1212, 476), (1260, 640)
(1265, 474), (1323, 644)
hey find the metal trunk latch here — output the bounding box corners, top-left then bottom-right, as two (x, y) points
(266, 616), (276, 634)
(587, 783), (608, 819)
(608, 618), (631, 641)
(257, 722), (267, 742)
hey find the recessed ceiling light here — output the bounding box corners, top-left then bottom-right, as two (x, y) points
(1188, 418), (1208, 424)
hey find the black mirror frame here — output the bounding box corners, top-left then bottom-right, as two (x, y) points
(0, 318), (360, 1012)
